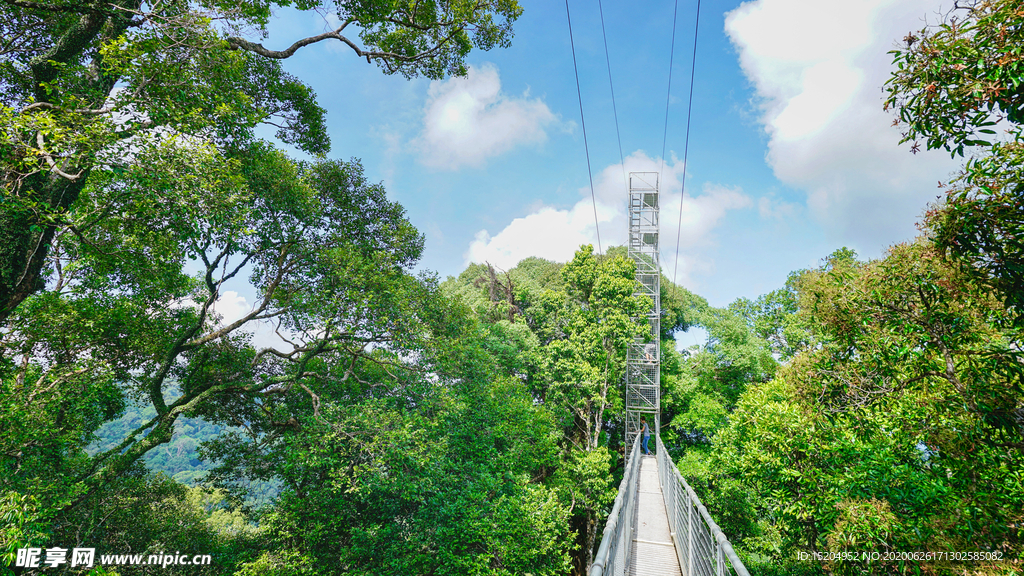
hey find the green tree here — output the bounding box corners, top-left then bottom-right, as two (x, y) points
(442, 247), (656, 576)
(653, 282), (778, 559)
(886, 0), (1024, 322)
(2, 3), (542, 573)
(713, 242), (1023, 575)
(520, 246), (649, 575)
(67, 474), (256, 575)
(541, 246), (650, 451)
(1, 153), (429, 546)
(658, 280), (777, 456)
(201, 287), (572, 576)
(728, 269), (810, 361)
(1, 0), (522, 322)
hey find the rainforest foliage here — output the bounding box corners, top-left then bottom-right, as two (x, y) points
(1, 1), (1023, 576)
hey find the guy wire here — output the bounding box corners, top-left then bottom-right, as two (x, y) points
(565, 0), (603, 254)
(671, 0), (702, 298)
(598, 0), (627, 191)
(658, 0), (680, 181)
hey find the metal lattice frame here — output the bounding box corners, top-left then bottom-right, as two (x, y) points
(625, 172), (660, 457)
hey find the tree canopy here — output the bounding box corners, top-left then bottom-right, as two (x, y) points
(2, 1), (530, 574)
(3, 1), (1023, 575)
(886, 0), (1024, 323)
(0, 0), (521, 321)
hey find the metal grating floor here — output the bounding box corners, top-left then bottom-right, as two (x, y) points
(629, 455), (683, 576)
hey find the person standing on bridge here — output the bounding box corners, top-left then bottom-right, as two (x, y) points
(640, 418), (651, 455)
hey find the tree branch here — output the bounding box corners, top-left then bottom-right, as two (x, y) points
(35, 132), (85, 181)
(1, 0), (112, 14)
(225, 19), (455, 65)
(22, 101), (115, 115)
(226, 23), (354, 60)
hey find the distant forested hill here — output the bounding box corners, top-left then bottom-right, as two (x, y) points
(89, 394), (225, 485)
(89, 388), (280, 506)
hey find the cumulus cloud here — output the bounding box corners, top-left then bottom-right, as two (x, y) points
(465, 151), (752, 286)
(725, 0), (958, 247)
(416, 64), (559, 169)
(211, 290), (249, 325)
(211, 291), (290, 351)
(758, 196), (801, 221)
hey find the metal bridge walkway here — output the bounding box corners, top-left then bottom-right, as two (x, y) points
(590, 436), (750, 576)
(630, 455), (682, 576)
(595, 172), (748, 576)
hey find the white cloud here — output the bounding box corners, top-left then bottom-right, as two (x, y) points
(212, 291), (291, 351)
(757, 195), (800, 220)
(416, 64), (559, 169)
(211, 290), (249, 325)
(465, 150), (752, 286)
(725, 0), (957, 248)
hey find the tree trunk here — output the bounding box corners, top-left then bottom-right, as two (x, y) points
(585, 511), (597, 575)
(569, 513), (589, 576)
(0, 173), (88, 323)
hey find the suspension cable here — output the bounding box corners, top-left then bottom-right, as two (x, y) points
(598, 0), (626, 190)
(565, 0), (603, 254)
(671, 0), (702, 294)
(658, 0), (680, 180)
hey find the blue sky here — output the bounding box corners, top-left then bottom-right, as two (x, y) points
(237, 0), (960, 314)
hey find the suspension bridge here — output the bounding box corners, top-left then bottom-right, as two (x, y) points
(564, 1), (747, 571)
(591, 173), (749, 576)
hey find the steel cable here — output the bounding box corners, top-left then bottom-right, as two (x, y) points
(565, 0), (603, 254)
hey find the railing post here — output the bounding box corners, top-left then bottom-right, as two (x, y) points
(686, 488), (694, 576)
(590, 435), (642, 576)
(718, 538), (725, 576)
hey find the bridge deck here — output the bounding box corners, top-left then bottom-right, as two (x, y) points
(629, 454), (682, 576)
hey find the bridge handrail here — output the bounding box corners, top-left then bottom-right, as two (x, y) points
(657, 435), (751, 576)
(589, 435), (642, 576)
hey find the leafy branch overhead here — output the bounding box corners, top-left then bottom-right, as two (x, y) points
(0, 0), (521, 324)
(885, 0), (1024, 156)
(886, 0), (1024, 323)
(225, 0), (522, 80)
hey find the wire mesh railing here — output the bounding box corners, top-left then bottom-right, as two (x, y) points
(656, 435), (750, 576)
(589, 435), (642, 576)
